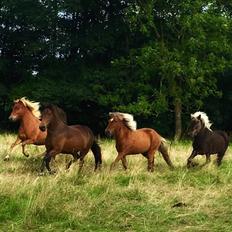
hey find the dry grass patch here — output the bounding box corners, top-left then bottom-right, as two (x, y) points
(0, 134), (231, 231)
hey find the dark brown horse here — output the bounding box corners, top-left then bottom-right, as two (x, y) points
(39, 104), (102, 173)
(7, 97), (47, 160)
(105, 112), (174, 172)
(187, 111), (229, 167)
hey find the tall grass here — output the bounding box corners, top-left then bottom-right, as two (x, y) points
(0, 134), (231, 231)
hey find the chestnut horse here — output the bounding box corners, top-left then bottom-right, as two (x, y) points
(7, 97), (67, 160)
(105, 112), (174, 172)
(39, 104), (102, 173)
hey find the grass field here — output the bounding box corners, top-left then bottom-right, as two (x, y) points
(0, 133), (232, 231)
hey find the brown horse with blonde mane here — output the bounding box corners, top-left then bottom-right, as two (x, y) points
(7, 97), (47, 160)
(105, 112), (174, 172)
(39, 104), (102, 173)
(7, 97), (67, 160)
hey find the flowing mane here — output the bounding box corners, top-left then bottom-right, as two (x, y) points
(14, 97), (41, 119)
(191, 111), (212, 130)
(110, 112), (137, 131)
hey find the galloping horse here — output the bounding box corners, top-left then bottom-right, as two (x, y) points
(187, 111), (229, 167)
(39, 104), (102, 173)
(105, 112), (174, 172)
(7, 97), (47, 160)
(7, 97), (67, 160)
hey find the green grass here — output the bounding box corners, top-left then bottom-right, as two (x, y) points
(0, 133), (232, 231)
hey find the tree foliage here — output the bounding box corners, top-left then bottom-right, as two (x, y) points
(0, 0), (232, 136)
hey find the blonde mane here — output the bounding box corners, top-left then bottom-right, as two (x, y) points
(110, 112), (137, 131)
(14, 97), (41, 119)
(191, 111), (212, 130)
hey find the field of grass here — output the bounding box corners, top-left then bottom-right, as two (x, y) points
(0, 133), (232, 231)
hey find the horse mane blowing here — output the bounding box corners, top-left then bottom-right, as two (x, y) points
(109, 112), (137, 131)
(191, 111), (212, 130)
(14, 97), (41, 119)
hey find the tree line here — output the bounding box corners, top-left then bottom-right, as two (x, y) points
(0, 0), (232, 138)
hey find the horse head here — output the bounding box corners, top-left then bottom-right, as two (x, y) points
(9, 97), (41, 121)
(9, 100), (27, 121)
(188, 111), (212, 137)
(105, 112), (137, 137)
(39, 104), (67, 131)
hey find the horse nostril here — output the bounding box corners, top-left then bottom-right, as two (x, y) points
(9, 115), (16, 121)
(105, 130), (111, 137)
(39, 125), (46, 132)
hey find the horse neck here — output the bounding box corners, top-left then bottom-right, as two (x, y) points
(47, 115), (66, 133)
(21, 109), (38, 125)
(194, 127), (211, 140)
(114, 123), (131, 142)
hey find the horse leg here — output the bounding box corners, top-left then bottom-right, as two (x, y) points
(41, 150), (58, 174)
(147, 152), (155, 172)
(121, 156), (128, 170)
(187, 150), (198, 168)
(40, 153), (48, 172)
(78, 150), (89, 172)
(22, 144), (29, 157)
(205, 154), (211, 164)
(66, 152), (79, 170)
(110, 153), (125, 171)
(217, 153), (225, 166)
(158, 142), (174, 169)
(4, 137), (22, 160)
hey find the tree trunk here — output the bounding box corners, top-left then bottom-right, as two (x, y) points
(174, 98), (182, 141)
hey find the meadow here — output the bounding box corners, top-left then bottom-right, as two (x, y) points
(0, 133), (232, 232)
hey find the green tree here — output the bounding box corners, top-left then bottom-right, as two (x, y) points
(104, 0), (232, 140)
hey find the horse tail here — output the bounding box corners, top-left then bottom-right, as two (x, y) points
(91, 140), (102, 171)
(158, 137), (174, 169)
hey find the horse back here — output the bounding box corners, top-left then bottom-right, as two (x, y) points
(125, 128), (162, 153)
(193, 129), (229, 154)
(49, 124), (94, 154)
(214, 130), (229, 148)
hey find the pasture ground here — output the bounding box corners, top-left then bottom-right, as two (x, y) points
(0, 133), (232, 231)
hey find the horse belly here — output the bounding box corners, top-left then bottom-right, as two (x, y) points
(195, 136), (227, 155)
(128, 137), (151, 154)
(62, 136), (88, 154)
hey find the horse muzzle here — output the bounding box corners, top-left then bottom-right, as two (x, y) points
(39, 125), (47, 132)
(187, 131), (195, 138)
(9, 115), (17, 121)
(105, 129), (113, 138)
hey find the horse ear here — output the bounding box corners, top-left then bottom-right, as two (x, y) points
(109, 112), (115, 118)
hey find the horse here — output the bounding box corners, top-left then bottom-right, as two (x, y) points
(39, 104), (102, 173)
(105, 112), (174, 172)
(187, 111), (229, 167)
(7, 97), (47, 160)
(7, 97), (67, 161)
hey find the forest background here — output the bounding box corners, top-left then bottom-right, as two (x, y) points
(0, 0), (232, 140)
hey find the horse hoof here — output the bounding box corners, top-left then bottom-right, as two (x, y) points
(172, 202), (187, 208)
(49, 170), (56, 175)
(38, 172), (46, 176)
(187, 162), (198, 169)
